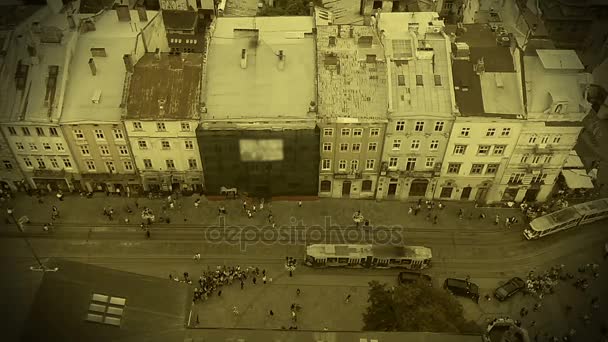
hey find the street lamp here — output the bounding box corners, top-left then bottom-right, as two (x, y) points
(7, 208), (58, 272)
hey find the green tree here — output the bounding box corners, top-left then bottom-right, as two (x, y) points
(257, 0), (321, 16)
(363, 280), (481, 333)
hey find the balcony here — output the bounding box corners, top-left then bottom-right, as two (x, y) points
(32, 169), (66, 178)
(525, 164), (544, 174)
(533, 144), (553, 154)
(334, 170), (362, 179)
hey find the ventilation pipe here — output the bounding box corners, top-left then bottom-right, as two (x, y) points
(241, 49), (247, 69)
(88, 58), (97, 76)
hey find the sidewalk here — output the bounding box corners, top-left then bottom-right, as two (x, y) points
(1, 192), (522, 232)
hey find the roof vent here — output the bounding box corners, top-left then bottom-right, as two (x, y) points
(309, 101), (317, 112)
(278, 50), (285, 70)
(91, 89), (102, 104)
(453, 42), (470, 58)
(241, 49), (247, 69)
(158, 99), (166, 115)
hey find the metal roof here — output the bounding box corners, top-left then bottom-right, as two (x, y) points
(536, 49), (584, 70)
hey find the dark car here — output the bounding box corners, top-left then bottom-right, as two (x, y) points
(398, 271), (433, 287)
(493, 277), (526, 301)
(443, 278), (480, 303)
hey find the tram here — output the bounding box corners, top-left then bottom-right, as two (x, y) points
(524, 198), (608, 240)
(304, 244), (432, 270)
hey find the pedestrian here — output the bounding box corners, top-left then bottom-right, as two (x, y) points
(169, 274), (173, 280)
(438, 202), (444, 210)
(298, 201), (302, 207)
(124, 217), (129, 224)
(433, 215), (438, 224)
(263, 275), (267, 284)
(247, 210), (252, 218)
(296, 288), (301, 296)
(530, 320), (536, 327)
(506, 218), (511, 229)
(43, 223), (49, 232)
(495, 214), (500, 225)
(458, 209), (464, 219)
(269, 310), (274, 316)
(468, 212), (473, 220)
(217, 290), (222, 297)
(426, 212), (431, 221)
(253, 277), (257, 284)
(241, 280), (244, 289)
(345, 294), (351, 303)
(243, 200), (247, 210)
(408, 207), (413, 215)
(146, 229), (150, 239)
(414, 208), (419, 216)
(194, 199), (200, 208)
(140, 223), (145, 230)
(233, 306), (239, 316)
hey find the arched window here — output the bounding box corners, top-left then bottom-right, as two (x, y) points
(320, 180), (331, 192)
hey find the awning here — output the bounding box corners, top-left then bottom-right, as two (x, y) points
(563, 151), (585, 169)
(562, 169), (595, 189)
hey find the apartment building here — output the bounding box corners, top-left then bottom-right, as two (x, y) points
(198, 17), (318, 196)
(0, 6), (82, 192)
(160, 0), (214, 54)
(59, 8), (163, 195)
(509, 49), (592, 202)
(441, 23), (525, 203)
(375, 12), (456, 200)
(315, 22), (388, 198)
(359, 0), (443, 16)
(125, 52), (204, 193)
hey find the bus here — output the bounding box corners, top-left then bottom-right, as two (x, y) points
(304, 244), (432, 270)
(524, 198), (608, 240)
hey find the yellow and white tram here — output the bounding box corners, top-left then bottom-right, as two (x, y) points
(305, 244), (432, 270)
(524, 198), (608, 240)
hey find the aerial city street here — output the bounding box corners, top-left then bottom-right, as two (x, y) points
(1, 0), (608, 342)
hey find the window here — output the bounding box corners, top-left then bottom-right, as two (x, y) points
(123, 161), (133, 171)
(414, 121), (424, 132)
(36, 158), (46, 168)
(320, 180), (332, 192)
(532, 155), (541, 164)
(398, 75), (406, 86)
(94, 129), (105, 139)
(86, 160), (96, 171)
(4, 160), (13, 169)
(486, 128), (496, 137)
(23, 157), (32, 167)
(544, 155), (553, 164)
(434, 75), (442, 86)
(362, 180), (372, 192)
(105, 161), (116, 173)
(118, 145), (129, 155)
(113, 129), (124, 139)
(161, 141), (171, 149)
(528, 135), (537, 144)
(56, 143), (65, 151)
(389, 157), (399, 169)
(493, 145), (506, 155)
(29, 143), (38, 151)
(99, 145), (110, 155)
(366, 159), (375, 170)
(138, 140), (147, 149)
(453, 145), (467, 155)
(410, 139), (420, 150)
(370, 128), (380, 136)
(392, 139), (402, 150)
(406, 157), (416, 171)
(434, 121), (444, 132)
(531, 173), (547, 184)
(22, 127), (30, 136)
(429, 140), (439, 150)
(36, 127), (45, 136)
(8, 127), (17, 135)
(351, 160), (359, 171)
(368, 142), (377, 151)
(352, 143), (361, 152)
(470, 164), (484, 174)
(157, 122), (166, 131)
(166, 160), (175, 169)
(43, 142), (51, 150)
(74, 129), (84, 139)
(416, 75), (423, 86)
(540, 136), (549, 144)
(133, 122), (142, 130)
(478, 145), (490, 155)
(81, 145), (90, 155)
(520, 154), (529, 163)
(553, 135), (561, 144)
(425, 157), (435, 168)
(395, 121), (405, 131)
(323, 128), (333, 136)
(15, 142), (24, 150)
(143, 159), (153, 169)
(447, 163), (461, 174)
(460, 127), (470, 137)
(185, 141), (194, 150)
(322, 159), (331, 170)
(338, 160), (347, 170)
(486, 164), (498, 174)
(340, 143), (349, 151)
(501, 128), (511, 136)
(353, 128), (363, 136)
(63, 158), (72, 168)
(509, 173), (525, 184)
(181, 122), (190, 131)
(188, 159), (198, 169)
(339, 128), (350, 136)
(323, 143), (332, 151)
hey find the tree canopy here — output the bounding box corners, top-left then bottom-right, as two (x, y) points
(362, 280), (481, 334)
(257, 0), (320, 16)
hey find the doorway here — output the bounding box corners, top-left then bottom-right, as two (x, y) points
(476, 187), (488, 203)
(524, 188), (539, 202)
(461, 186), (472, 200)
(409, 179), (428, 197)
(342, 181), (351, 197)
(440, 187), (453, 198)
(387, 183), (397, 197)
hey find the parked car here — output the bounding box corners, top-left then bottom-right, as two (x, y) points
(493, 277), (526, 301)
(398, 271), (433, 287)
(443, 278), (479, 303)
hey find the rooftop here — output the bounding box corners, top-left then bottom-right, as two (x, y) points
(79, 0), (116, 14)
(21, 259), (190, 342)
(162, 10), (197, 31)
(61, 10), (160, 123)
(126, 52), (204, 120)
(0, 5), (42, 29)
(377, 12), (454, 116)
(204, 17), (316, 120)
(316, 24), (388, 121)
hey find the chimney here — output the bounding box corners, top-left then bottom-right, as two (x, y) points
(278, 50), (285, 70)
(67, 14), (75, 30)
(137, 6), (148, 21)
(158, 99), (166, 116)
(240, 49), (247, 69)
(123, 54), (134, 72)
(475, 57), (485, 75)
(88, 58), (97, 76)
(154, 48), (160, 60)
